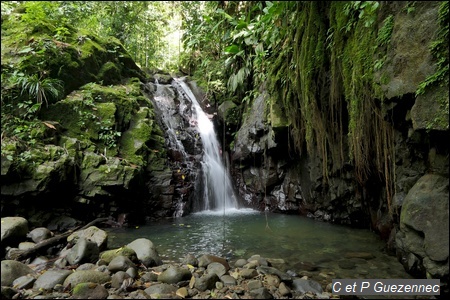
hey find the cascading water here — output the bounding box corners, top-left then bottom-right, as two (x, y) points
(153, 83), (188, 159)
(147, 76), (238, 216)
(174, 78), (238, 212)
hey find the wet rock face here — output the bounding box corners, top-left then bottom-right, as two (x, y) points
(144, 79), (208, 218)
(396, 174), (449, 279)
(232, 93), (273, 162)
(0, 75), (212, 223)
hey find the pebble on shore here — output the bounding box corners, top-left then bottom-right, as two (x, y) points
(1, 217), (338, 299)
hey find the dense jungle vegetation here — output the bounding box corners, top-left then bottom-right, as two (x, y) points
(1, 1), (449, 212)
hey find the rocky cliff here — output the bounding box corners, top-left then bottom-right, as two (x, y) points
(1, 0), (448, 288)
(219, 1), (448, 284)
(0, 10), (180, 224)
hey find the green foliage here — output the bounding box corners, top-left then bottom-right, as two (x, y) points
(98, 125), (122, 149)
(2, 69), (64, 125)
(374, 14), (394, 71)
(263, 1), (396, 210)
(342, 1), (380, 30)
(416, 1), (449, 95)
(1, 111), (48, 148)
(5, 1), (180, 71)
(54, 26), (71, 41)
(181, 0), (291, 132)
(21, 1), (60, 27)
(413, 1), (449, 132)
(376, 15), (394, 47)
(71, 92), (97, 130)
(15, 74), (65, 107)
(403, 2), (417, 14)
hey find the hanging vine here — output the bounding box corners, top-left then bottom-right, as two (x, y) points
(266, 1), (396, 212)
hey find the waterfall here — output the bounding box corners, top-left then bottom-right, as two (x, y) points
(148, 76), (238, 217)
(174, 78), (238, 212)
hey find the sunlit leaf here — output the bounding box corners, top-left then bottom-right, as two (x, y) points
(42, 121), (56, 130)
(224, 44), (240, 54)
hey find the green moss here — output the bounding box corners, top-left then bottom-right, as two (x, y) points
(265, 2), (396, 207)
(81, 81), (142, 132)
(423, 86), (449, 131)
(416, 1), (449, 100)
(79, 38), (106, 60)
(41, 77), (158, 165)
(376, 15), (394, 47)
(100, 246), (137, 264)
(98, 61), (121, 85)
(81, 152), (105, 170)
(119, 107), (154, 166)
(72, 283), (98, 296)
(96, 103), (116, 128)
(59, 136), (80, 157)
(269, 97), (290, 129)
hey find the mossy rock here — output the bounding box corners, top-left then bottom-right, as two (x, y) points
(411, 85), (449, 131)
(100, 246), (138, 264)
(72, 282), (109, 299)
(96, 102), (117, 128)
(80, 152), (105, 172)
(119, 107), (154, 166)
(1, 11), (145, 99)
(154, 73), (173, 84)
(32, 154), (72, 181)
(78, 81), (142, 131)
(269, 96), (290, 130)
(98, 61), (122, 85)
(1, 145), (74, 196)
(79, 155), (139, 197)
(63, 270), (111, 287)
(218, 101), (241, 126)
(42, 97), (96, 147)
(42, 78), (161, 170)
(42, 81), (145, 153)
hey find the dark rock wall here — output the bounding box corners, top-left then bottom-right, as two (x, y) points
(223, 1), (448, 283)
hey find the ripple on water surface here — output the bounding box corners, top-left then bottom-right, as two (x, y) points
(106, 210), (412, 283)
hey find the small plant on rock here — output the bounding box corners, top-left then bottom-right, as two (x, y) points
(15, 73), (65, 108)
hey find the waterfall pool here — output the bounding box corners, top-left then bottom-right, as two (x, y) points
(105, 209), (412, 283)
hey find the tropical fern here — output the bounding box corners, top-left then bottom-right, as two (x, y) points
(16, 74), (65, 107)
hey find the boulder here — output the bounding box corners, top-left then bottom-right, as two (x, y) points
(194, 273), (219, 292)
(198, 254), (230, 271)
(218, 100), (240, 125)
(66, 238), (100, 265)
(33, 269), (72, 291)
(1, 260), (35, 286)
(107, 255), (136, 273)
(144, 283), (177, 297)
(100, 246), (137, 264)
(1, 217), (29, 246)
(126, 238), (163, 267)
(72, 282), (109, 299)
(67, 226), (108, 250)
(111, 271), (131, 289)
(291, 278), (323, 294)
(157, 266), (191, 284)
(63, 270), (111, 287)
(232, 92), (276, 161)
(396, 174), (449, 278)
(380, 2), (439, 99)
(27, 227), (53, 243)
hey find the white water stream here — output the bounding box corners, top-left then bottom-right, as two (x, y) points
(175, 78), (238, 212)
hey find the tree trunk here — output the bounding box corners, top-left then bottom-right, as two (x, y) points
(11, 217), (109, 262)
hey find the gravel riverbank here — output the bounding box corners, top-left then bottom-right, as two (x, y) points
(1, 216), (340, 299)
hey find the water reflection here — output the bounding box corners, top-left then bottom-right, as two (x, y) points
(106, 211), (412, 282)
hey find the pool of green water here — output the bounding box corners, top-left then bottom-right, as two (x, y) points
(106, 208), (412, 283)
